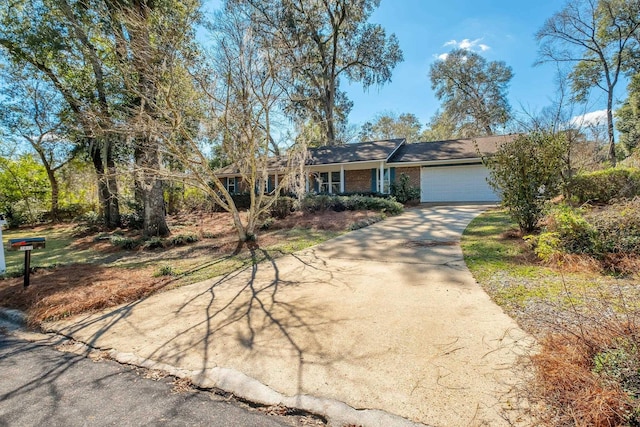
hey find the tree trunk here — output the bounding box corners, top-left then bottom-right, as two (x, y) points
(90, 138), (120, 228)
(324, 87), (336, 145)
(127, 0), (170, 238)
(607, 95), (617, 166)
(135, 139), (170, 238)
(48, 168), (59, 221)
(33, 146), (60, 221)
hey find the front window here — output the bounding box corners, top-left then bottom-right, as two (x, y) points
(227, 177), (236, 194)
(382, 169), (390, 194)
(331, 172), (341, 194)
(319, 172), (330, 193)
(316, 171), (342, 193)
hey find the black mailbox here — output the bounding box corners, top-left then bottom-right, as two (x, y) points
(9, 237), (46, 251)
(8, 237), (46, 288)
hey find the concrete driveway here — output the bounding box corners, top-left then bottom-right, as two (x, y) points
(47, 205), (532, 427)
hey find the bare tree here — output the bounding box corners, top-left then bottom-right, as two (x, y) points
(536, 0), (640, 165)
(155, 10), (308, 245)
(515, 66), (605, 192)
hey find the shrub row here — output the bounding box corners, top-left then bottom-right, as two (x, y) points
(568, 167), (640, 204)
(300, 194), (403, 215)
(529, 199), (640, 261)
(109, 232), (200, 251)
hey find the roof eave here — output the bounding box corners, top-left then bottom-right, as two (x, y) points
(387, 157), (486, 167)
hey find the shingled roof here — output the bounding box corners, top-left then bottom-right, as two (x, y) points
(215, 156), (290, 176)
(214, 135), (516, 175)
(307, 139), (405, 165)
(389, 135), (513, 163)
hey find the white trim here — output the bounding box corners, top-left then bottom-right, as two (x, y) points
(387, 157), (484, 167)
(378, 161), (384, 193)
(384, 138), (407, 161)
(340, 165), (345, 193)
(308, 159), (391, 168)
(218, 157), (485, 177)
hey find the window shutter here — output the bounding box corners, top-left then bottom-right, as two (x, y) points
(234, 177), (239, 194)
(390, 167), (396, 184)
(371, 169), (377, 192)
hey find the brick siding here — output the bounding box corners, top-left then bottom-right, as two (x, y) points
(345, 169), (373, 193)
(394, 167), (420, 189)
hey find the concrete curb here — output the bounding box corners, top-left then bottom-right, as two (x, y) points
(37, 330), (429, 427)
(0, 307), (27, 330)
(108, 350), (429, 427)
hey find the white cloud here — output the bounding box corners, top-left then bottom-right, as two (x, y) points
(458, 39), (474, 49)
(443, 38), (489, 51)
(570, 110), (607, 127)
(436, 38), (491, 61)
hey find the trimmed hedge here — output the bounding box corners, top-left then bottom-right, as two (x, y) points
(588, 198), (640, 255)
(568, 168), (640, 204)
(301, 194), (403, 215)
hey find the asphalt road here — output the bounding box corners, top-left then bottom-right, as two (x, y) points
(0, 334), (317, 427)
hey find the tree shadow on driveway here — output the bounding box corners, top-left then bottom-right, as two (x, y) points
(47, 244), (376, 400)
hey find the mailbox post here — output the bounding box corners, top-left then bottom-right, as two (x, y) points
(0, 215), (6, 275)
(8, 237), (46, 288)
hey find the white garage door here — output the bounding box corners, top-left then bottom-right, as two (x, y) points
(420, 164), (499, 202)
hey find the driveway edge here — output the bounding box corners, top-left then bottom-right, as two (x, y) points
(113, 346), (429, 427)
(39, 328), (429, 427)
(0, 307), (27, 331)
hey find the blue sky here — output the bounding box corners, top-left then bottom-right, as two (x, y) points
(344, 0), (596, 128)
(203, 0), (616, 131)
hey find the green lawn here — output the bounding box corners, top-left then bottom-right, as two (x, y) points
(2, 226), (104, 275)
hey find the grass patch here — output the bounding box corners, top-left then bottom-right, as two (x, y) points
(462, 208), (639, 325)
(462, 209), (551, 283)
(2, 226), (103, 275)
(263, 228), (343, 254)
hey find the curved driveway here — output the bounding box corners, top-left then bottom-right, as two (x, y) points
(48, 205), (532, 427)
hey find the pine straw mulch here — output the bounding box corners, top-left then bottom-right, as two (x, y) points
(0, 264), (173, 327)
(526, 301), (640, 427)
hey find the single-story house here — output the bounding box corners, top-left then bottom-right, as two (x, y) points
(215, 134), (515, 203)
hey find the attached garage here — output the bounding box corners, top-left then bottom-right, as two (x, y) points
(420, 163), (499, 203)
